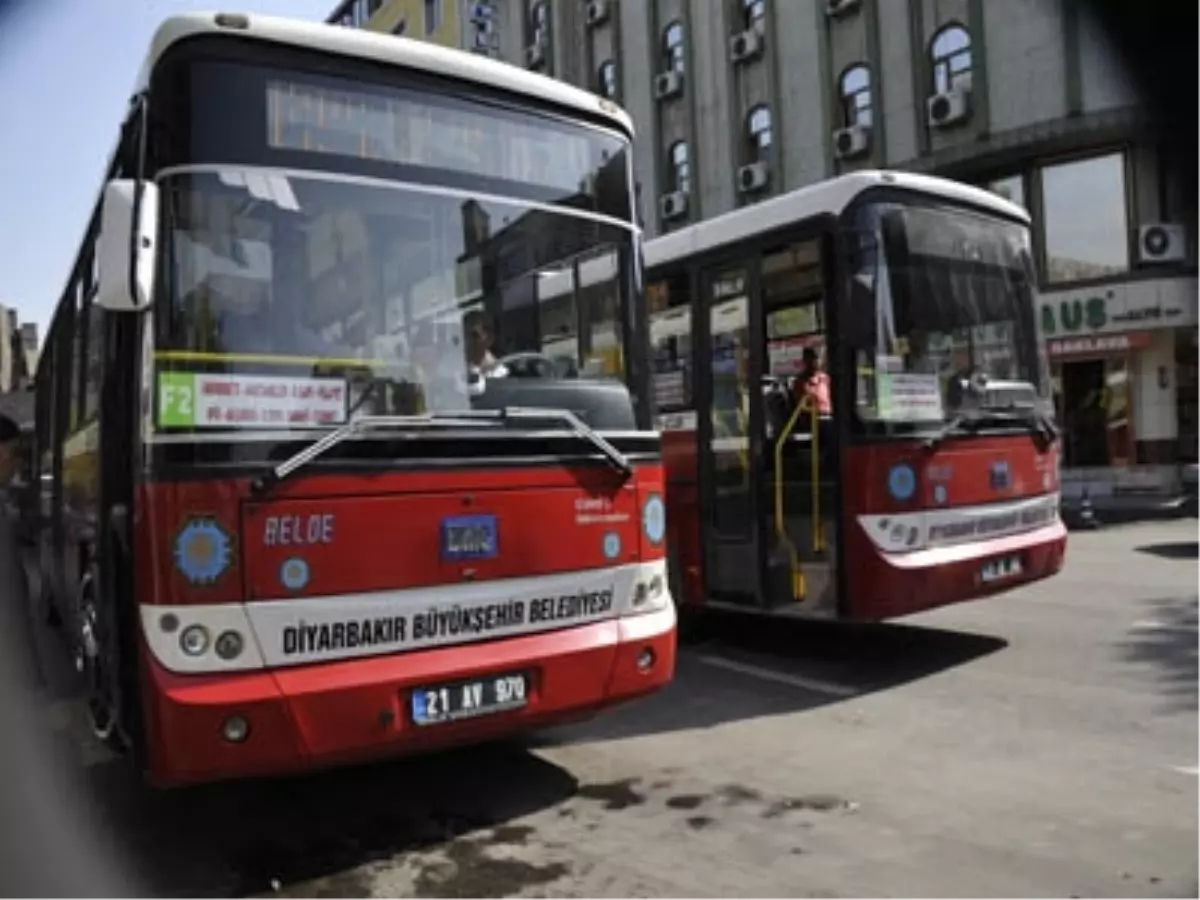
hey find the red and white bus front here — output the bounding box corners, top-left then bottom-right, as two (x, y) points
(838, 190), (1067, 620)
(118, 43), (675, 783)
(135, 439), (673, 786)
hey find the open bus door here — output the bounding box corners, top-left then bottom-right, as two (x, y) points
(694, 263), (765, 604)
(693, 235), (842, 616)
(760, 235), (841, 616)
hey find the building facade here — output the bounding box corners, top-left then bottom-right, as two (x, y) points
(327, 0), (500, 56)
(0, 306), (37, 394)
(330, 0), (1198, 500)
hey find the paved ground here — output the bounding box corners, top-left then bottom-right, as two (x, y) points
(1, 519), (1196, 897)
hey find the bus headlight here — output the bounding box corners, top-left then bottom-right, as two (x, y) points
(642, 493), (666, 546)
(179, 624), (210, 657)
(214, 630), (245, 660)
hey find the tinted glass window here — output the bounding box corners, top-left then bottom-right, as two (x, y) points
(149, 52), (632, 220)
(1041, 153), (1128, 283)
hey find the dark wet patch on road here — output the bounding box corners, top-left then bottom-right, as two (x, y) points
(665, 794), (706, 810)
(412, 839), (569, 899)
(685, 815), (715, 830)
(575, 778), (646, 811)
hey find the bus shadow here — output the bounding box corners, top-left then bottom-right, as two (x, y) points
(1116, 594), (1198, 715)
(537, 611), (1008, 746)
(5, 527), (578, 899)
(49, 730), (579, 898)
(1136, 541), (1199, 561)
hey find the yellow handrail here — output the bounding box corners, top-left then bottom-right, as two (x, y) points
(773, 395), (817, 601)
(811, 404), (824, 553)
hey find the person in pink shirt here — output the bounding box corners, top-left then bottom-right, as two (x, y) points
(794, 346), (831, 415)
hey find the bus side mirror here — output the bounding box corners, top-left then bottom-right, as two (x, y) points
(96, 179), (159, 313)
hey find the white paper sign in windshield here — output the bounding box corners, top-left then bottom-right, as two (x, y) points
(876, 372), (944, 422)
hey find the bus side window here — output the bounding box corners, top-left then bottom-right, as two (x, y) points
(648, 268), (692, 426)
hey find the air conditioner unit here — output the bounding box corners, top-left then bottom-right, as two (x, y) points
(832, 124), (870, 159)
(729, 29), (764, 63)
(825, 0), (860, 17)
(1137, 223), (1188, 264)
(660, 191), (689, 222)
(585, 0), (610, 27)
(653, 70), (684, 100)
(926, 87), (971, 128)
(525, 42), (545, 68)
(738, 162), (770, 194)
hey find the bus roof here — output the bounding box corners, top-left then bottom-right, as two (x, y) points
(531, 170), (1030, 301)
(133, 12), (634, 137)
(644, 170), (1030, 271)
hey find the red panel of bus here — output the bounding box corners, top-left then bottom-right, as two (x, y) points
(135, 464), (675, 786)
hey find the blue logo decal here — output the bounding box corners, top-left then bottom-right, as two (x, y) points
(174, 519), (232, 586)
(989, 460), (1011, 491)
(887, 464), (917, 502)
(603, 531), (622, 560)
(643, 494), (667, 544)
(280, 557), (311, 592)
(933, 483), (949, 505)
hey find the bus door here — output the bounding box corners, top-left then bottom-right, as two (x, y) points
(694, 263), (768, 604)
(758, 237), (840, 615)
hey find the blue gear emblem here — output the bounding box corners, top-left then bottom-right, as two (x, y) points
(887, 464), (917, 502)
(174, 519), (233, 586)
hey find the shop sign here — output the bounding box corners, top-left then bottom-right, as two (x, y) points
(1039, 277), (1197, 337)
(1047, 331), (1152, 358)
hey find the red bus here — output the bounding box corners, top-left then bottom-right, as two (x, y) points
(643, 171), (1067, 621)
(32, 13), (674, 786)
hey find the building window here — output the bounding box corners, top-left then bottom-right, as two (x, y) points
(839, 64), (872, 127)
(740, 0), (766, 30)
(663, 21), (685, 73)
(931, 24), (972, 94)
(597, 60), (619, 99)
(424, 0), (442, 35)
(984, 174), (1026, 210)
(531, 1), (549, 40)
(669, 141), (691, 194)
(1040, 152), (1129, 283)
(747, 105), (773, 163)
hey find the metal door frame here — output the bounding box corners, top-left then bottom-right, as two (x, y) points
(693, 257), (768, 603)
(689, 214), (849, 609)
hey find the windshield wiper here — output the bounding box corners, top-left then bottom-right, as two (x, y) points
(1026, 408), (1059, 449)
(922, 412), (988, 450)
(497, 406), (634, 480)
(923, 407), (1058, 452)
(250, 406), (633, 496)
(251, 413), (503, 495)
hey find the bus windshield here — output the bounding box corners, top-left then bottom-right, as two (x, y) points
(149, 56), (635, 434)
(844, 198), (1051, 433)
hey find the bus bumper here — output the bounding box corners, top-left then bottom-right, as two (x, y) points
(848, 520), (1068, 621)
(139, 606), (676, 787)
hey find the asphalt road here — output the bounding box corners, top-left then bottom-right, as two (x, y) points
(1, 519), (1195, 898)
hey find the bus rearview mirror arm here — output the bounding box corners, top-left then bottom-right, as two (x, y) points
(95, 178), (159, 314)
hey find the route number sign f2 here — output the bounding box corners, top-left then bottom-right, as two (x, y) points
(155, 371), (349, 429)
(158, 372), (196, 427)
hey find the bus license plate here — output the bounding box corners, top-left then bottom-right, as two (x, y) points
(980, 555), (1022, 583)
(410, 672), (529, 726)
(441, 514), (498, 561)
